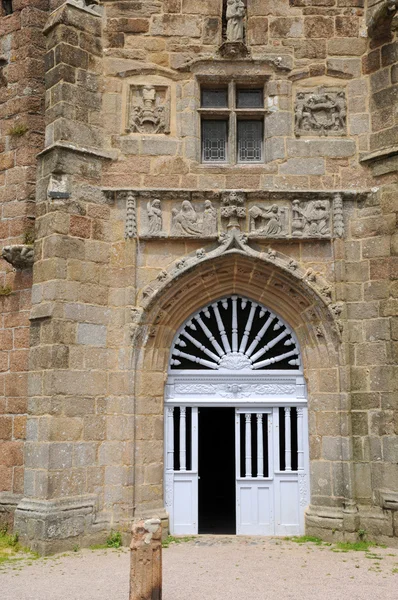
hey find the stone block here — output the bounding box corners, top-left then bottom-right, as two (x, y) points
(151, 14), (201, 37)
(383, 437), (398, 463)
(265, 112), (292, 138)
(269, 17), (303, 38)
(293, 39), (326, 59)
(335, 16), (359, 37)
(279, 158), (325, 175)
(141, 138), (178, 156)
(304, 16), (333, 38)
(354, 463), (372, 499)
(181, 0), (220, 14)
(348, 114), (369, 135)
(77, 323), (107, 347)
(351, 411), (368, 436)
(287, 139), (356, 158)
(326, 58), (361, 79)
(310, 461), (332, 496)
(381, 40), (398, 67)
(264, 137), (285, 162)
(247, 17), (268, 45)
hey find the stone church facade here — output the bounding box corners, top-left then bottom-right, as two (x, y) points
(0, 0), (397, 553)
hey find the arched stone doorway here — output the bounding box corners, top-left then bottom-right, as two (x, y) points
(164, 295), (309, 536)
(133, 252), (351, 539)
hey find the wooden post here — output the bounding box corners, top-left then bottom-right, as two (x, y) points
(130, 518), (162, 600)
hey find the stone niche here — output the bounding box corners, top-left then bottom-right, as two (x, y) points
(294, 87), (347, 137)
(110, 189), (355, 241)
(127, 85), (170, 135)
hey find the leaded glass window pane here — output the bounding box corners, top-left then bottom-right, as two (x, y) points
(237, 120), (263, 162)
(236, 89), (263, 108)
(201, 88), (228, 108)
(202, 120), (228, 162)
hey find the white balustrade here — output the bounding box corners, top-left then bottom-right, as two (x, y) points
(179, 407), (186, 471)
(231, 295), (238, 352)
(245, 413), (252, 477)
(284, 407), (292, 471)
(297, 407), (304, 470)
(257, 413), (264, 478)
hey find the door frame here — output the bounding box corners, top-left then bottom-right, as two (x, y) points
(165, 377), (309, 536)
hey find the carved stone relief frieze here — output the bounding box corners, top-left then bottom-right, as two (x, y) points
(119, 190), (349, 240)
(128, 85), (170, 134)
(291, 199), (331, 238)
(249, 204), (289, 237)
(294, 88), (347, 137)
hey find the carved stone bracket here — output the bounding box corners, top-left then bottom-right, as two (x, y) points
(2, 245), (34, 270)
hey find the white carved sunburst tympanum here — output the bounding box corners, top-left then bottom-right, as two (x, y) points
(170, 296), (300, 371)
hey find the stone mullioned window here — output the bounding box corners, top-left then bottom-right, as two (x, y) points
(200, 82), (267, 165)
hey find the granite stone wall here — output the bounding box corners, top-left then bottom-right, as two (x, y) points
(0, 0), (396, 552)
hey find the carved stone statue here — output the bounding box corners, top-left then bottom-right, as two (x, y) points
(294, 89), (347, 136)
(202, 200), (217, 236)
(249, 204), (287, 237)
(292, 200), (331, 237)
(146, 199), (163, 235)
(226, 0), (245, 42)
(129, 85), (170, 134)
(172, 200), (202, 236)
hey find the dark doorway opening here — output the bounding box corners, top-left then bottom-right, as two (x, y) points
(198, 407), (236, 534)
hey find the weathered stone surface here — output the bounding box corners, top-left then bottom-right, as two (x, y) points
(130, 518), (162, 600)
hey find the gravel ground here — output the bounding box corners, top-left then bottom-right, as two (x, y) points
(1, 536), (398, 600)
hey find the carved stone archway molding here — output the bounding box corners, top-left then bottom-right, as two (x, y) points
(135, 227), (342, 343)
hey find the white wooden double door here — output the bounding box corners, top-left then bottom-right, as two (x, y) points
(165, 405), (308, 536)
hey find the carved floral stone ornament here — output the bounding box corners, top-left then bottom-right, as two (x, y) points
(295, 88), (347, 136)
(2, 245), (34, 270)
(221, 191), (246, 229)
(128, 85), (170, 134)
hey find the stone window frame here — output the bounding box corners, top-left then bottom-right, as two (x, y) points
(196, 76), (269, 167)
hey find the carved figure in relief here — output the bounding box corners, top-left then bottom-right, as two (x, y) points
(332, 91), (347, 130)
(146, 199), (163, 235)
(249, 204), (287, 236)
(129, 85), (170, 134)
(172, 200), (202, 236)
(226, 0), (245, 42)
(202, 200), (217, 236)
(292, 200), (330, 237)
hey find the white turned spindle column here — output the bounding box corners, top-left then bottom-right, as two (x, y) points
(231, 296), (238, 352)
(257, 413), (264, 478)
(297, 407), (304, 470)
(166, 406), (174, 471)
(179, 406), (186, 471)
(284, 407), (291, 471)
(245, 413), (252, 477)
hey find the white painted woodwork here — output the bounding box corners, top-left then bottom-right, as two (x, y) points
(165, 296), (309, 537)
(257, 413), (264, 478)
(170, 296), (300, 371)
(179, 407), (186, 472)
(285, 407), (292, 471)
(245, 413), (252, 478)
(297, 407), (304, 470)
